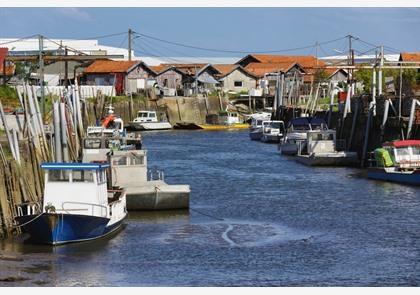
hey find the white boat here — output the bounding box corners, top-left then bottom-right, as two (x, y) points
(248, 112), (272, 140)
(128, 111), (172, 131)
(279, 117), (328, 156)
(109, 150), (190, 210)
(15, 162), (127, 245)
(295, 129), (359, 166)
(260, 120), (285, 143)
(249, 118), (265, 140)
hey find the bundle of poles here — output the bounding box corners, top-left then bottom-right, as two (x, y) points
(0, 81), (89, 237)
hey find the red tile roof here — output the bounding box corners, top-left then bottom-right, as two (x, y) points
(400, 52), (420, 62)
(244, 62), (302, 78)
(84, 60), (139, 73)
(238, 54), (325, 68)
(213, 64), (238, 76)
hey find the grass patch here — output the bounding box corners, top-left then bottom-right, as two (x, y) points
(0, 86), (19, 108)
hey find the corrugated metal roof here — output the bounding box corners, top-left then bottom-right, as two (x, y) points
(84, 60), (139, 73)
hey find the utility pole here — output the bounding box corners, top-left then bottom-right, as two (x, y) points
(64, 46), (68, 87)
(347, 35), (353, 86)
(38, 34), (45, 118)
(378, 45), (384, 95)
(128, 28), (133, 61)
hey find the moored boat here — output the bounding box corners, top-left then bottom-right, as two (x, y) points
(367, 140), (420, 186)
(128, 111), (172, 131)
(15, 162), (127, 245)
(279, 117), (328, 156)
(295, 129), (359, 166)
(260, 120), (285, 143)
(109, 150), (190, 210)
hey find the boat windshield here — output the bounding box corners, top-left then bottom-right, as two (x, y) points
(84, 139), (103, 149)
(310, 132), (334, 141)
(138, 112), (149, 118)
(271, 122), (283, 129)
(293, 124), (311, 131)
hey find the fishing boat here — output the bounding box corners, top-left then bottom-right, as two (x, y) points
(367, 140), (420, 186)
(83, 106), (142, 162)
(279, 117), (328, 155)
(128, 111), (172, 131)
(15, 162), (127, 245)
(109, 150), (190, 210)
(260, 120), (285, 143)
(295, 129), (358, 166)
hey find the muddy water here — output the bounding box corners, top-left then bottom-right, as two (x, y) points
(1, 130), (420, 286)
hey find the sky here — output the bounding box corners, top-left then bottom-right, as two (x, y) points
(0, 8), (419, 58)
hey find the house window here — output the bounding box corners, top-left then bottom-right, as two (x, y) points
(234, 81), (243, 87)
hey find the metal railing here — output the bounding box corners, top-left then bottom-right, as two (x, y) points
(148, 168), (164, 181)
(16, 202), (41, 217)
(61, 201), (108, 218)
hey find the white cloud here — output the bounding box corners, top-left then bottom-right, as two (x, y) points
(55, 8), (92, 21)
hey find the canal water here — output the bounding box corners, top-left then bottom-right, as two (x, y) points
(1, 130), (420, 286)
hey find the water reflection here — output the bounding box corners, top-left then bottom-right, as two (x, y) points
(1, 130), (420, 286)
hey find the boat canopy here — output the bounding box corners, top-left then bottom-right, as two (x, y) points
(383, 140), (420, 148)
(287, 117), (327, 130)
(41, 162), (110, 170)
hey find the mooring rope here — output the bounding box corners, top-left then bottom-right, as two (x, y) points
(189, 208), (225, 221)
(12, 212), (44, 228)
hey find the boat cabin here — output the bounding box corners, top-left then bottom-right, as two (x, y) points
(221, 111), (240, 125)
(133, 111), (158, 123)
(40, 163), (111, 217)
(375, 140), (420, 169)
(82, 136), (122, 162)
(303, 130), (337, 155)
(109, 150), (148, 187)
(262, 120), (285, 134)
(287, 117), (328, 133)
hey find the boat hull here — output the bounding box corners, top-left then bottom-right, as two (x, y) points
(126, 183), (190, 210)
(128, 122), (172, 131)
(249, 131), (263, 141)
(16, 213), (125, 245)
(367, 168), (420, 186)
(279, 143), (299, 155)
(296, 152), (359, 167)
(261, 134), (282, 143)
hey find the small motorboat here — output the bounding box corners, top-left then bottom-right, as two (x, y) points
(260, 120), (285, 143)
(295, 129), (359, 166)
(15, 162), (127, 245)
(279, 117), (328, 156)
(249, 117), (265, 141)
(367, 140), (420, 186)
(128, 111), (172, 131)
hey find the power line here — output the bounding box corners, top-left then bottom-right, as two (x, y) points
(43, 37), (87, 56)
(0, 34), (40, 46)
(133, 31), (347, 54)
(139, 37), (234, 64)
(79, 32), (127, 40)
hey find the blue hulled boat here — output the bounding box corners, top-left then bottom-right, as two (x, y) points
(15, 162), (127, 245)
(368, 140), (420, 186)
